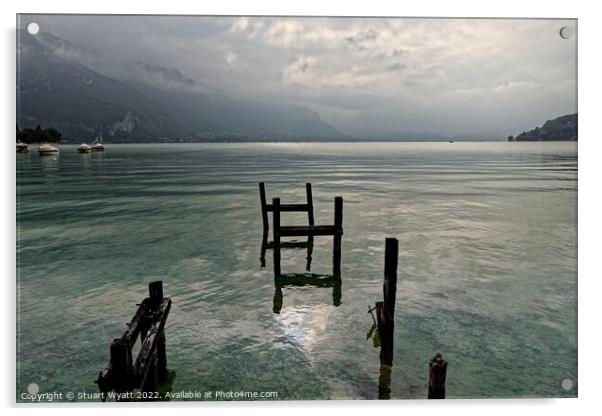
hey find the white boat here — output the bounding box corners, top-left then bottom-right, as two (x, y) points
(16, 141), (29, 153)
(78, 143), (92, 153)
(91, 142), (105, 151)
(92, 133), (105, 151)
(38, 143), (59, 155)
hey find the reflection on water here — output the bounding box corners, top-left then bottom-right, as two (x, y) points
(260, 236), (313, 271)
(273, 273), (342, 314)
(16, 142), (577, 400)
(39, 154), (59, 169)
(378, 364), (392, 400)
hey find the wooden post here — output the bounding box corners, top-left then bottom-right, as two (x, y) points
(428, 353), (448, 399)
(259, 182), (269, 236)
(333, 197), (343, 276)
(377, 238), (398, 366)
(96, 283), (173, 400)
(383, 238), (398, 326)
(306, 183), (314, 226)
(149, 281), (163, 310)
(273, 198), (281, 277)
(375, 301), (393, 365)
(110, 338), (133, 395)
(157, 329), (167, 382)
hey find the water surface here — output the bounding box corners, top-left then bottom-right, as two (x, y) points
(16, 142), (577, 400)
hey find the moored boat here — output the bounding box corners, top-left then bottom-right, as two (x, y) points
(92, 133), (105, 151)
(16, 141), (29, 153)
(78, 143), (92, 153)
(91, 142), (105, 151)
(38, 143), (59, 155)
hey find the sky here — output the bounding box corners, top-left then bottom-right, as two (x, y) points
(18, 14), (577, 138)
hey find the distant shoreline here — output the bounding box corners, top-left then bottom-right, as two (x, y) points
(53, 139), (578, 145)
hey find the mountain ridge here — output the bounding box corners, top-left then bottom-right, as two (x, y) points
(17, 30), (346, 142)
(509, 113), (577, 141)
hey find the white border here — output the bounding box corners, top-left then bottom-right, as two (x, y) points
(2, 1), (600, 415)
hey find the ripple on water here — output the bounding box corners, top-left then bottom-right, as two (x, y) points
(16, 143), (577, 400)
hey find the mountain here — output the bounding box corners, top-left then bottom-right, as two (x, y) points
(509, 113), (577, 141)
(17, 30), (187, 140)
(130, 82), (344, 141)
(16, 30), (345, 142)
(351, 131), (452, 141)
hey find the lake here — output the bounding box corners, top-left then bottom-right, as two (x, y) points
(16, 142), (577, 400)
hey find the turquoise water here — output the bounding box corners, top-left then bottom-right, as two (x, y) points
(16, 142), (577, 401)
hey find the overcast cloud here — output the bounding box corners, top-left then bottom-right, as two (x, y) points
(18, 15), (577, 138)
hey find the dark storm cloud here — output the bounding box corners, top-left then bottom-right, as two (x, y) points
(344, 28), (379, 50)
(17, 14), (577, 137)
(136, 61), (195, 87)
(384, 62), (407, 72)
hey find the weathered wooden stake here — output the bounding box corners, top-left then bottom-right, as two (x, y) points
(375, 301), (392, 365)
(149, 281), (163, 310)
(383, 238), (398, 325)
(428, 353), (448, 399)
(376, 238), (398, 366)
(273, 198), (281, 277)
(333, 197), (343, 276)
(110, 338), (134, 395)
(157, 329), (167, 382)
(306, 183), (314, 226)
(259, 182), (269, 236)
(97, 282), (172, 401)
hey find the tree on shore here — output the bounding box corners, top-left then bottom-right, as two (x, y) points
(17, 125), (62, 143)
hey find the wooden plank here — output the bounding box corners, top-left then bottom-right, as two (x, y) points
(264, 240), (310, 249)
(121, 298), (149, 346)
(279, 225), (341, 237)
(265, 203), (309, 212)
(134, 297), (172, 389)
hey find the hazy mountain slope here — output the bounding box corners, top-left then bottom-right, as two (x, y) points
(17, 30), (345, 141)
(511, 113), (577, 141)
(131, 83), (345, 140)
(17, 30), (188, 140)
